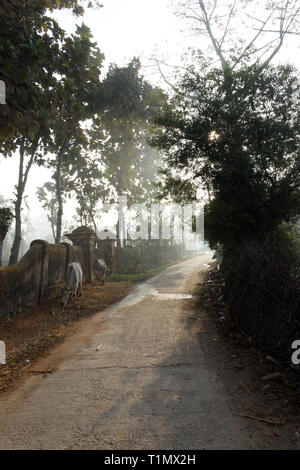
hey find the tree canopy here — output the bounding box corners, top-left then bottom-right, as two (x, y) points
(152, 61), (300, 248)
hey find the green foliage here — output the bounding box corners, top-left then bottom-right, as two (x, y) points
(156, 168), (197, 204)
(90, 59), (168, 205)
(0, 0), (101, 149)
(0, 207), (14, 242)
(0, 0), (103, 260)
(152, 62), (300, 249)
(44, 23), (105, 242)
(65, 150), (109, 231)
(0, 1), (166, 248)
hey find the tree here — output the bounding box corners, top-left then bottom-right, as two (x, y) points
(37, 58), (164, 242)
(153, 2), (300, 105)
(155, 168), (198, 204)
(0, 0), (102, 150)
(175, 0), (300, 75)
(4, 22), (64, 264)
(89, 59), (167, 243)
(37, 182), (61, 242)
(0, 0), (103, 263)
(93, 59), (167, 202)
(152, 1), (300, 248)
(66, 150), (109, 233)
(47, 24), (104, 243)
(152, 62), (300, 249)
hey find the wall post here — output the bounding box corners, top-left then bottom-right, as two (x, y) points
(65, 228), (98, 283)
(30, 240), (50, 304)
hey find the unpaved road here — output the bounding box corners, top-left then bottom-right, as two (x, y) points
(0, 254), (265, 449)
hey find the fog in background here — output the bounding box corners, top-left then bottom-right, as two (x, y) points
(0, 0), (299, 260)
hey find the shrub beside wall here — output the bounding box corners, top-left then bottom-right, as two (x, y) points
(114, 244), (185, 274)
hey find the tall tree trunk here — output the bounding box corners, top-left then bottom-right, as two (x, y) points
(9, 141), (25, 265)
(9, 194), (22, 265)
(90, 212), (97, 234)
(87, 193), (97, 234)
(116, 218), (121, 247)
(50, 205), (56, 243)
(0, 238), (3, 266)
(55, 148), (64, 244)
(9, 136), (39, 265)
(116, 179), (123, 247)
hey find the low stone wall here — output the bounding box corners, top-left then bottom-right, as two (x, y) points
(0, 237), (185, 318)
(0, 240), (85, 318)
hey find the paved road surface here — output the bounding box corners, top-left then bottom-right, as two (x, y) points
(0, 254), (258, 449)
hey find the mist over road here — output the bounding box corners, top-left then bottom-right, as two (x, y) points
(0, 254), (260, 449)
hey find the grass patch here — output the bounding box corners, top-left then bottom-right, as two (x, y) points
(106, 263), (174, 283)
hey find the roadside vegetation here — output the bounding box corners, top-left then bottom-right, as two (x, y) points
(107, 260), (185, 283)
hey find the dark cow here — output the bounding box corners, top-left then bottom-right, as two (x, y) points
(93, 258), (110, 284)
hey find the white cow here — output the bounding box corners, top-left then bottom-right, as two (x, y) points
(62, 262), (83, 307)
(93, 258), (110, 284)
(212, 247), (223, 270)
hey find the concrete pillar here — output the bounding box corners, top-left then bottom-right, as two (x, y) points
(30, 240), (50, 303)
(65, 228), (98, 283)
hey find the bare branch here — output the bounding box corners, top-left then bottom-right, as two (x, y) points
(253, 36), (283, 54)
(252, 28), (300, 34)
(175, 0), (300, 75)
(233, 11), (274, 67)
(258, 3), (300, 71)
(208, 0), (218, 21)
(154, 59), (178, 92)
(219, 0), (237, 48)
(197, 0), (228, 69)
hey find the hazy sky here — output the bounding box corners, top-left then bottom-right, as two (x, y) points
(0, 0), (299, 244)
(56, 0), (183, 68)
(54, 1), (300, 77)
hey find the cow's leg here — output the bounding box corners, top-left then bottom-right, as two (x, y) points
(79, 281), (82, 297)
(72, 286), (77, 299)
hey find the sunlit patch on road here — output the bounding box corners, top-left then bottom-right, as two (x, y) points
(153, 293), (193, 300)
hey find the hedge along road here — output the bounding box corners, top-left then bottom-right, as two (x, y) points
(0, 253), (262, 450)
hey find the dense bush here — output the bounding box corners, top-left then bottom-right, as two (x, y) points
(222, 229), (300, 357)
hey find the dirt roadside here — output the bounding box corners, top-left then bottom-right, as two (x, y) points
(0, 281), (133, 394)
(196, 265), (300, 449)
